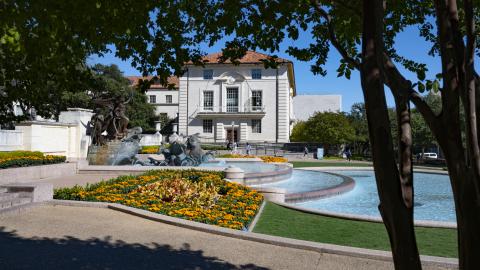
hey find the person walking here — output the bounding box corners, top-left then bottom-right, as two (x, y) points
(232, 141), (238, 154)
(345, 148), (352, 162)
(303, 146), (309, 158)
(246, 143), (252, 155)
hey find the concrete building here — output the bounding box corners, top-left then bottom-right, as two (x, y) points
(127, 76), (180, 119)
(178, 51), (296, 143)
(292, 94), (342, 121)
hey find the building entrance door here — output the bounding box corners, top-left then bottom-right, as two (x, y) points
(226, 128), (238, 142)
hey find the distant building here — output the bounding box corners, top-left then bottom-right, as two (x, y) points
(128, 51), (296, 143)
(293, 94), (342, 121)
(179, 51), (296, 143)
(127, 76), (179, 120)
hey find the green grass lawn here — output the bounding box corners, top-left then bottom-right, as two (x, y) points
(290, 161), (372, 168)
(253, 202), (457, 258)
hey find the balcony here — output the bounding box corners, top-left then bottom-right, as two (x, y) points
(194, 105), (266, 119)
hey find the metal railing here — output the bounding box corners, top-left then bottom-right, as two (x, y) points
(196, 105), (265, 113)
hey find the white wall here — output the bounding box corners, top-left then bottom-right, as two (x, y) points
(1, 108), (93, 159)
(293, 95), (342, 121)
(0, 130), (24, 151)
(146, 89), (179, 119)
(179, 64), (293, 143)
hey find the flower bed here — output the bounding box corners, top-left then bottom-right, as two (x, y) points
(54, 170), (263, 230)
(218, 154), (288, 163)
(140, 145), (160, 154)
(0, 151), (66, 169)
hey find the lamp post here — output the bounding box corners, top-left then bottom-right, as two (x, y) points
(231, 121), (235, 143)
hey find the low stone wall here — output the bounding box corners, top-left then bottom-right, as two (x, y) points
(285, 171), (355, 203)
(244, 164), (293, 185)
(0, 163), (77, 185)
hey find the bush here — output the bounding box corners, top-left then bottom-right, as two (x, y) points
(53, 170), (263, 230)
(0, 151), (66, 169)
(201, 144), (227, 151)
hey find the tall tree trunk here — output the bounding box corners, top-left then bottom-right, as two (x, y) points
(437, 135), (480, 269)
(360, 1), (421, 269)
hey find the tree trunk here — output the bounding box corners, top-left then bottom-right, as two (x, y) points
(360, 1), (421, 269)
(439, 138), (480, 269)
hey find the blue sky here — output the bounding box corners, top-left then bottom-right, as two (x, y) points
(88, 25), (478, 112)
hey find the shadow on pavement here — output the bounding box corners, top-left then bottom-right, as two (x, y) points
(0, 226), (269, 270)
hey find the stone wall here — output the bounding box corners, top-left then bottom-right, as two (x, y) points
(0, 108), (93, 159)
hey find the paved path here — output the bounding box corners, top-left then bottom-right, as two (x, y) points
(38, 173), (127, 188)
(0, 205), (408, 270)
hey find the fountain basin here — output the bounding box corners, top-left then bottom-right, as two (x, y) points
(199, 160), (293, 184)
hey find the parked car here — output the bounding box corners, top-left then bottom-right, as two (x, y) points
(422, 152), (438, 159)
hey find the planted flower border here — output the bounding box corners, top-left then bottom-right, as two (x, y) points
(218, 154), (288, 163)
(0, 151), (66, 169)
(54, 169), (263, 230)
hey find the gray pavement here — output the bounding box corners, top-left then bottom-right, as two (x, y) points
(38, 173), (127, 188)
(0, 205), (405, 270)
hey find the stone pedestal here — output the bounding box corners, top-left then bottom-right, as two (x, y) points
(87, 141), (123, 165)
(224, 166), (245, 184)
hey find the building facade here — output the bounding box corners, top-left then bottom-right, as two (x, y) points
(127, 76), (179, 120)
(178, 51), (296, 143)
(292, 94), (342, 121)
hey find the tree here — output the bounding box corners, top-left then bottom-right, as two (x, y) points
(291, 112), (355, 154)
(0, 1), (212, 125)
(347, 103), (369, 156)
(3, 1), (479, 268)
(290, 121), (309, 142)
(167, 1), (480, 268)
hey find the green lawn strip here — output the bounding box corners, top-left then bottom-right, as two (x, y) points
(253, 202), (457, 258)
(290, 161), (372, 168)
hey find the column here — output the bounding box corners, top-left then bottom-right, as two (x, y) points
(215, 122), (224, 142)
(240, 122), (248, 143)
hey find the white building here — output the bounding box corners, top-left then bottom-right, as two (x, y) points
(127, 76), (179, 119)
(293, 94), (342, 121)
(178, 51), (296, 143)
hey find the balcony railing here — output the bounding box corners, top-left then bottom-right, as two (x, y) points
(196, 105), (266, 114)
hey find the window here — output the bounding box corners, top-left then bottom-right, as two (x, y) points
(226, 88), (239, 112)
(252, 119), (262, 133)
(149, 95), (156, 104)
(203, 91), (213, 111)
(251, 69), (262, 79)
(203, 69), (213, 79)
(251, 90), (262, 111)
(166, 95), (172, 104)
(203, 119), (213, 133)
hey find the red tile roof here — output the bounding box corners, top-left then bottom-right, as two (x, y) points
(126, 76), (179, 89)
(192, 51), (291, 65)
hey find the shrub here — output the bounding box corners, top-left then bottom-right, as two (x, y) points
(201, 144), (227, 151)
(0, 151), (66, 169)
(53, 170), (263, 230)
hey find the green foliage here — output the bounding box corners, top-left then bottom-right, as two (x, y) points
(201, 144), (228, 151)
(289, 121), (308, 142)
(290, 112), (355, 146)
(347, 103), (369, 144)
(126, 89), (156, 132)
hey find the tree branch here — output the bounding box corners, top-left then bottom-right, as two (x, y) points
(382, 53), (441, 135)
(311, 0), (361, 69)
